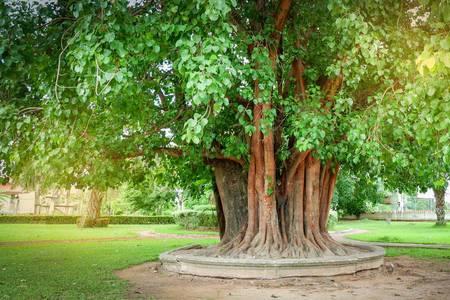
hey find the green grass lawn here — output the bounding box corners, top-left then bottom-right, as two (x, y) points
(0, 224), (218, 242)
(0, 222), (448, 299)
(0, 223), (218, 299)
(385, 248), (450, 261)
(334, 220), (450, 245)
(0, 239), (217, 299)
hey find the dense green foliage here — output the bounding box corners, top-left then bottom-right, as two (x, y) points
(0, 215), (174, 224)
(122, 182), (175, 215)
(332, 169), (385, 217)
(378, 2), (450, 195)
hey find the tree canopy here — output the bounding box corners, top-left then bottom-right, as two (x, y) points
(1, 1), (448, 185)
(1, 0), (449, 256)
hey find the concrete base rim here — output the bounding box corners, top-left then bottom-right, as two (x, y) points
(159, 241), (385, 279)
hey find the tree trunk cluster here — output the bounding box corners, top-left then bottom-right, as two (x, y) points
(210, 0), (350, 258)
(213, 148), (348, 258)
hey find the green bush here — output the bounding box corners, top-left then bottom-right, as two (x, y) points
(327, 210), (338, 230)
(191, 204), (215, 211)
(332, 169), (385, 218)
(173, 206), (218, 229)
(0, 215), (174, 225)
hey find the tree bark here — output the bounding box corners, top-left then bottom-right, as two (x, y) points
(34, 184), (40, 214)
(78, 189), (105, 227)
(212, 160), (248, 243)
(433, 187), (446, 226)
(213, 182), (226, 240)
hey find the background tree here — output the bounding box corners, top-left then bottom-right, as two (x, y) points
(380, 1), (450, 225)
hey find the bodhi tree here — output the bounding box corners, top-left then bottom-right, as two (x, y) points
(2, 1), (449, 255)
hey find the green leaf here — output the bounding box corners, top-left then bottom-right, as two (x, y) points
(440, 37), (450, 50)
(422, 57), (436, 70)
(441, 53), (450, 68)
(104, 32), (115, 43)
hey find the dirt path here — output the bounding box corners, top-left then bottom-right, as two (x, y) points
(116, 256), (450, 300)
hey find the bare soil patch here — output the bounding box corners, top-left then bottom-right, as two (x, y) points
(116, 256), (450, 300)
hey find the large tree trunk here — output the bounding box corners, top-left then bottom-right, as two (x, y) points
(433, 187), (446, 226)
(216, 148), (349, 258)
(78, 189), (106, 227)
(212, 160), (248, 243)
(210, 0), (349, 258)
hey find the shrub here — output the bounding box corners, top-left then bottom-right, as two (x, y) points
(327, 210), (338, 230)
(0, 215), (174, 225)
(173, 206), (218, 229)
(191, 204), (215, 211)
(332, 169), (385, 218)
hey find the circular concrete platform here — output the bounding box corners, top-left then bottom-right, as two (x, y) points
(159, 241), (385, 279)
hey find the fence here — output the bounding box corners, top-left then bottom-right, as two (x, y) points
(342, 210), (450, 221)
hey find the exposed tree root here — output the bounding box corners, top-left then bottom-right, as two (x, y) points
(209, 150), (355, 259)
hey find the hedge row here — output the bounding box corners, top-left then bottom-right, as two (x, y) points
(0, 215), (174, 225)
